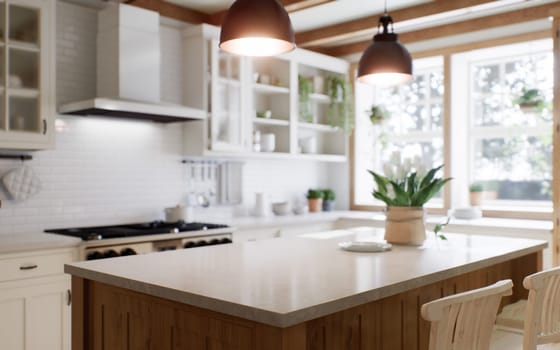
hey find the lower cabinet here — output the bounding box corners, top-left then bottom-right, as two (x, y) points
(0, 276), (71, 350)
(0, 248), (75, 350)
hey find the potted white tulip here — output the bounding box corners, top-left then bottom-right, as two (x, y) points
(369, 153), (452, 245)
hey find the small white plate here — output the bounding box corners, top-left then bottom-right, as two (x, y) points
(338, 241), (392, 253)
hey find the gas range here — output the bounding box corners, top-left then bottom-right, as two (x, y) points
(45, 221), (234, 260)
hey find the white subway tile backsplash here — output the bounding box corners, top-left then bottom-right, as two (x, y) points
(0, 2), (337, 235)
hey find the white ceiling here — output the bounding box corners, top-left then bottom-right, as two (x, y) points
(164, 0), (430, 32)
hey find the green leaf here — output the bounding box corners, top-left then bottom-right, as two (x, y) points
(411, 178), (452, 206)
(406, 172), (417, 196)
(368, 169), (389, 194)
(373, 191), (395, 206)
(390, 180), (410, 206)
(434, 217), (450, 241)
(419, 164), (444, 189)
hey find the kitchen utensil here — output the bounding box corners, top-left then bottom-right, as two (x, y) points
(197, 193), (210, 208)
(272, 202), (290, 216)
(2, 165), (41, 201)
(164, 205), (188, 223)
(260, 133), (275, 152)
(254, 192), (268, 217)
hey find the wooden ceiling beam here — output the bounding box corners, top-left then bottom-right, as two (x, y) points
(207, 0), (335, 26)
(296, 0), (500, 48)
(323, 2), (557, 58)
(282, 0), (335, 13)
(126, 0), (209, 23)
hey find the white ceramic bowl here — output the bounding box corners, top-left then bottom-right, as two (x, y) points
(272, 202), (290, 216)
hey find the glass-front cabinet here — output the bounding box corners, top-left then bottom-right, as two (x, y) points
(182, 24), (350, 161)
(0, 0), (55, 150)
(209, 39), (246, 152)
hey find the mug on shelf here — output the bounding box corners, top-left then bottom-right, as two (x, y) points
(260, 133), (275, 152)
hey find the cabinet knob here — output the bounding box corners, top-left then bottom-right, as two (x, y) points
(42, 119), (47, 135)
(66, 289), (72, 306)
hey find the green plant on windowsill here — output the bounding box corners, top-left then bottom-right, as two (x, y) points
(325, 75), (354, 133)
(367, 105), (390, 125)
(469, 182), (483, 193)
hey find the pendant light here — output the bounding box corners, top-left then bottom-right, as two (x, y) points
(219, 0), (296, 57)
(357, 1), (412, 86)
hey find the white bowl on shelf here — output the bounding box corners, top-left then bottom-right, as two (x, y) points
(272, 202), (291, 216)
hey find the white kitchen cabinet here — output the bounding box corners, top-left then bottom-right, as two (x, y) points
(0, 0), (55, 150)
(0, 248), (76, 350)
(182, 24), (349, 162)
(183, 25), (249, 155)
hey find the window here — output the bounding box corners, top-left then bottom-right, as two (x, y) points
(468, 43), (552, 207)
(353, 57), (445, 207)
(352, 39), (553, 215)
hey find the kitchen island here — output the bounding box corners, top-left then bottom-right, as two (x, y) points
(66, 227), (546, 350)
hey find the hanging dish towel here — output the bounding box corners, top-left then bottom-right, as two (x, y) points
(2, 166), (41, 201)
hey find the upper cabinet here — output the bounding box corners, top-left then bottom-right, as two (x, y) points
(182, 24), (350, 162)
(0, 0), (55, 150)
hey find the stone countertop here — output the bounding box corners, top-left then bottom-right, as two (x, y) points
(232, 210), (552, 234)
(0, 233), (81, 255)
(65, 227), (547, 328)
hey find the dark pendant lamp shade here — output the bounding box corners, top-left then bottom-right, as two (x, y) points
(219, 0), (296, 57)
(357, 14), (413, 86)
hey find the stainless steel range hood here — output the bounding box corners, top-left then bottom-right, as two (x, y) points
(59, 98), (206, 122)
(58, 4), (205, 123)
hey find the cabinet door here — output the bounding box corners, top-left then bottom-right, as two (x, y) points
(209, 39), (247, 152)
(0, 0), (54, 150)
(0, 276), (71, 350)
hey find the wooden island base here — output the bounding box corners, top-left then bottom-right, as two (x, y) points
(72, 251), (540, 350)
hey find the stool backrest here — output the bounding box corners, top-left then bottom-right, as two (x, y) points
(523, 266), (560, 349)
(421, 279), (513, 350)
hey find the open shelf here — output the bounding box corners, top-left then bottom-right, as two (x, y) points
(298, 122), (341, 133)
(253, 117), (290, 127)
(8, 40), (39, 52)
(253, 83), (289, 95)
(217, 77), (240, 86)
(310, 93), (330, 103)
(8, 87), (38, 98)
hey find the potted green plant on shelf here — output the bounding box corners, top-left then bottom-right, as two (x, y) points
(514, 88), (546, 113)
(469, 182), (484, 207)
(325, 75), (354, 133)
(298, 75), (313, 123)
(369, 158), (452, 245)
(321, 189), (335, 211)
(367, 105), (390, 125)
(306, 189), (324, 213)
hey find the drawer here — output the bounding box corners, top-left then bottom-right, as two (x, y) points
(0, 250), (74, 283)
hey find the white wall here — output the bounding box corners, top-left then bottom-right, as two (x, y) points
(0, 1), (340, 235)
